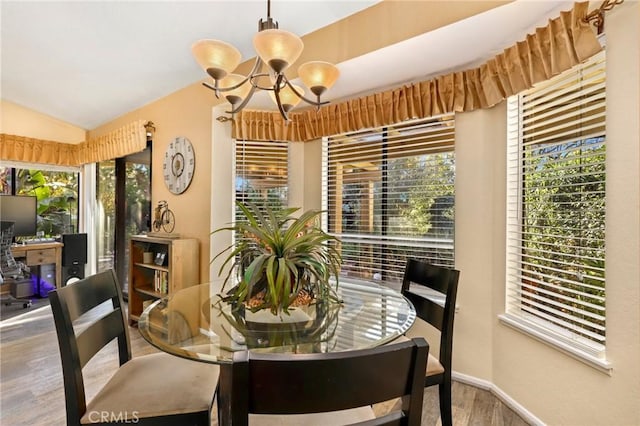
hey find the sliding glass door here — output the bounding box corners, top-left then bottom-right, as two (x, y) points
(96, 145), (151, 294)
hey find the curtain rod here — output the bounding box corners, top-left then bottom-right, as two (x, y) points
(583, 0), (624, 34)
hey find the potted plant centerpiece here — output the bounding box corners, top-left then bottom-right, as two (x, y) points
(212, 202), (342, 324)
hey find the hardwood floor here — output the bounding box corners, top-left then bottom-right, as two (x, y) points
(0, 303), (530, 425)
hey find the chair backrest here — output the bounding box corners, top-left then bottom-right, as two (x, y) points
(401, 259), (460, 373)
(230, 337), (429, 426)
(0, 221), (19, 274)
(49, 269), (131, 425)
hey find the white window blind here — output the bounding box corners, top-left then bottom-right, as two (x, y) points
(234, 139), (289, 218)
(322, 115), (455, 285)
(505, 50), (606, 356)
(231, 140), (288, 280)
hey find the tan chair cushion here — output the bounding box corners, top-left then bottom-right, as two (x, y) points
(249, 407), (376, 426)
(81, 352), (219, 424)
(392, 335), (445, 377)
(426, 353), (445, 376)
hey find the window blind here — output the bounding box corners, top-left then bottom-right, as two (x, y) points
(322, 115), (455, 285)
(234, 139), (289, 212)
(232, 139), (289, 283)
(506, 50), (606, 355)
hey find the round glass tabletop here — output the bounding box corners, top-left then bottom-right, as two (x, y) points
(138, 280), (416, 364)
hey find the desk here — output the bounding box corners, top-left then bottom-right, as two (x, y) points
(11, 242), (63, 291)
(138, 280), (416, 425)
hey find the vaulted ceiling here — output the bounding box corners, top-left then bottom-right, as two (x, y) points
(1, 0), (574, 130)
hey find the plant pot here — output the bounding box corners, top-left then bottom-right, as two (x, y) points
(244, 305), (314, 326)
(216, 299), (339, 351)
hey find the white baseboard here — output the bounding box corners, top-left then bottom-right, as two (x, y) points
(452, 371), (545, 426)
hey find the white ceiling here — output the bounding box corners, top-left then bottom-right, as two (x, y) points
(1, 0), (574, 130)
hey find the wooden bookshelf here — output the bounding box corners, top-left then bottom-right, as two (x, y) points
(128, 235), (199, 325)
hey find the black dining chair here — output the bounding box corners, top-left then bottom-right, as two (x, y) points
(229, 337), (429, 426)
(401, 258), (460, 426)
(49, 269), (219, 425)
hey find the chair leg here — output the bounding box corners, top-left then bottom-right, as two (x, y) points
(439, 379), (453, 426)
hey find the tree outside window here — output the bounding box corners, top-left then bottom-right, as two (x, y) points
(1, 167), (79, 237)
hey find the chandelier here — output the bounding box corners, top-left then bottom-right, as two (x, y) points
(191, 0), (339, 120)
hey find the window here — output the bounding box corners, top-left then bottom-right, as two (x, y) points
(505, 51), (606, 360)
(0, 166), (80, 237)
(234, 139), (289, 217)
(323, 115), (456, 285)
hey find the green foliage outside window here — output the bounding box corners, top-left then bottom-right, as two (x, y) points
(397, 154), (455, 237)
(521, 138), (606, 336)
(1, 167), (79, 237)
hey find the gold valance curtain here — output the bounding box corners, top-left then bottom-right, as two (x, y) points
(0, 134), (81, 166)
(0, 120), (147, 166)
(233, 1), (602, 142)
(77, 120), (147, 164)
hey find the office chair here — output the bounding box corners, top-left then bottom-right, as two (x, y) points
(229, 337), (429, 426)
(401, 258), (460, 426)
(49, 269), (219, 425)
(0, 221), (32, 308)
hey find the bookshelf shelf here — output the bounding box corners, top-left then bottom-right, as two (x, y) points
(135, 285), (163, 299)
(133, 262), (169, 272)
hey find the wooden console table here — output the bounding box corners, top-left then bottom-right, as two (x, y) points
(11, 242), (63, 291)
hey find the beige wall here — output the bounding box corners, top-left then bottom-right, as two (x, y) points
(455, 104), (507, 382)
(209, 105), (234, 283)
(0, 100), (86, 144)
(88, 83), (220, 282)
(288, 139), (322, 213)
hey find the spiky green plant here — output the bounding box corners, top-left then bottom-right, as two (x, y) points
(212, 201), (342, 314)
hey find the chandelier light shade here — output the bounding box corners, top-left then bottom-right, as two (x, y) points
(192, 0), (339, 120)
(298, 61), (340, 97)
(269, 83), (304, 112)
(218, 73), (253, 106)
(253, 29), (304, 74)
(191, 40), (242, 81)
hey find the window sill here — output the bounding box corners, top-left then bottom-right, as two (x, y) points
(498, 314), (612, 375)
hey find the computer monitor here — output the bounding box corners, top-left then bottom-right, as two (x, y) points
(0, 195), (37, 238)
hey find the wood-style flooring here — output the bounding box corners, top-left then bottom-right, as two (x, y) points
(0, 303), (530, 425)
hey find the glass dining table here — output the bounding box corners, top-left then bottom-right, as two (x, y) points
(137, 279), (416, 425)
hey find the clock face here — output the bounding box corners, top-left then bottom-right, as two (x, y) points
(163, 137), (195, 194)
